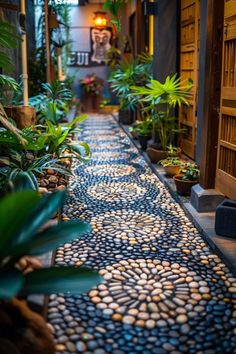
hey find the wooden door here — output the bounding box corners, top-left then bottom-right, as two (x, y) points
(215, 0), (236, 199)
(179, 0), (200, 159)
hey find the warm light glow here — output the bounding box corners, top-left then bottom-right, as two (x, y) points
(93, 11), (108, 28)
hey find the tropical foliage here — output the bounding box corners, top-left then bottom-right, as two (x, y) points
(131, 74), (193, 149)
(0, 151), (71, 191)
(0, 189), (100, 300)
(109, 54), (153, 110)
(80, 75), (103, 96)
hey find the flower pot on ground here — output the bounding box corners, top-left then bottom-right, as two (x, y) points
(130, 74), (193, 162)
(146, 147), (167, 163)
(130, 118), (152, 150)
(138, 134), (151, 150)
(119, 108), (135, 124)
(80, 75), (103, 112)
(4, 106), (36, 129)
(147, 145), (181, 163)
(173, 163), (200, 196)
(109, 54), (153, 123)
(159, 157), (183, 177)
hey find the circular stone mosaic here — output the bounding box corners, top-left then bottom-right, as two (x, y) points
(83, 130), (116, 136)
(90, 210), (167, 245)
(90, 259), (216, 328)
(92, 151), (130, 160)
(85, 135), (120, 141)
(88, 142), (125, 150)
(84, 164), (136, 178)
(87, 182), (147, 202)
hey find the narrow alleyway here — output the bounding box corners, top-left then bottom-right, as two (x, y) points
(49, 114), (236, 354)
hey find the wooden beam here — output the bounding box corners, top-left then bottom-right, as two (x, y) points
(196, 0), (224, 189)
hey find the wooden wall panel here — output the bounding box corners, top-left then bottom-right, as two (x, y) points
(216, 0), (236, 199)
(179, 0), (200, 159)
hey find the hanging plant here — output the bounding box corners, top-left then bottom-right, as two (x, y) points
(103, 0), (127, 32)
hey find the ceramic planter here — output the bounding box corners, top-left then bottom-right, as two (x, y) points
(146, 148), (168, 163)
(163, 165), (181, 177)
(138, 134), (150, 150)
(173, 174), (199, 196)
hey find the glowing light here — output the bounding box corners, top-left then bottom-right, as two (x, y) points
(93, 11), (108, 28)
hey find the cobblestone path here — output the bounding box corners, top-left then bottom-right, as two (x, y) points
(48, 114), (236, 354)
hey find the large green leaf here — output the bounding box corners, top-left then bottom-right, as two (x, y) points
(22, 267), (101, 295)
(0, 191), (40, 255)
(12, 220), (91, 256)
(0, 269), (23, 300)
(16, 190), (68, 244)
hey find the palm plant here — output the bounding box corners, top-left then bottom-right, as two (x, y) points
(0, 189), (100, 300)
(131, 74), (193, 150)
(109, 55), (153, 111)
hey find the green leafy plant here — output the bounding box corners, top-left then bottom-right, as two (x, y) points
(41, 101), (66, 125)
(109, 55), (153, 111)
(106, 46), (121, 70)
(0, 19), (22, 105)
(131, 74), (193, 150)
(103, 0), (126, 31)
(0, 189), (100, 300)
(0, 20), (21, 72)
(159, 157), (183, 167)
(0, 150), (71, 191)
(42, 80), (73, 106)
(43, 117), (90, 161)
(129, 118), (152, 136)
(180, 162), (200, 181)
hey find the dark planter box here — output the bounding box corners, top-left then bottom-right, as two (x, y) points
(138, 134), (151, 150)
(119, 109), (135, 124)
(215, 199), (236, 238)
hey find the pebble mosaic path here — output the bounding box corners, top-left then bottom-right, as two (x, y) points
(48, 114), (236, 354)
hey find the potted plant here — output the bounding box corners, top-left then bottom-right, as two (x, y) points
(129, 118), (152, 150)
(159, 157), (183, 177)
(0, 188), (100, 354)
(80, 74), (103, 112)
(109, 54), (153, 124)
(173, 162), (200, 196)
(131, 74), (192, 163)
(0, 19), (37, 129)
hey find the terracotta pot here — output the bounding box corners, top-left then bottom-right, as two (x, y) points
(146, 147), (168, 163)
(4, 106), (36, 129)
(163, 165), (181, 177)
(173, 174), (199, 196)
(81, 92), (101, 112)
(138, 134), (151, 150)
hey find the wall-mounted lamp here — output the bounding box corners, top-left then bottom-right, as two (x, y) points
(93, 11), (108, 28)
